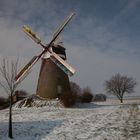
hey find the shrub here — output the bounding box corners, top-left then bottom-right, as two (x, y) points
(7, 90), (29, 103)
(81, 87), (93, 103)
(70, 82), (81, 94)
(0, 97), (7, 106)
(60, 90), (77, 107)
(14, 90), (29, 97)
(70, 81), (82, 102)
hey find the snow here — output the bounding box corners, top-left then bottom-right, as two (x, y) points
(0, 100), (140, 140)
(14, 96), (63, 108)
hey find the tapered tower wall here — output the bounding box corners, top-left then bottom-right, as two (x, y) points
(36, 58), (70, 99)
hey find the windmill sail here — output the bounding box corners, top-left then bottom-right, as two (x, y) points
(51, 12), (75, 44)
(50, 52), (75, 76)
(15, 12), (75, 82)
(39, 12), (75, 58)
(15, 56), (39, 82)
(23, 25), (41, 44)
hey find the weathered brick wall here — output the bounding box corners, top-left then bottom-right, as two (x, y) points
(36, 58), (70, 99)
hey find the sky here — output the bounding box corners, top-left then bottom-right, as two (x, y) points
(0, 0), (140, 97)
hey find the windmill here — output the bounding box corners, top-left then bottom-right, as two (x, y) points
(15, 13), (76, 99)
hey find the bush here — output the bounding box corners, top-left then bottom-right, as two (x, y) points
(70, 81), (82, 102)
(70, 82), (81, 94)
(81, 87), (93, 103)
(14, 90), (29, 97)
(60, 83), (94, 106)
(8, 90), (29, 103)
(60, 90), (77, 107)
(0, 97), (7, 106)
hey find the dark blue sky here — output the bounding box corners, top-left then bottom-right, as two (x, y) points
(0, 0), (140, 96)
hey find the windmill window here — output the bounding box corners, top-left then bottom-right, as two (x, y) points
(57, 77), (62, 94)
(57, 85), (62, 94)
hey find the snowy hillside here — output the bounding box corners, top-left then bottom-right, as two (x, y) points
(0, 100), (140, 140)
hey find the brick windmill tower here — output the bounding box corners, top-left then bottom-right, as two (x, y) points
(15, 13), (76, 99)
(36, 41), (72, 99)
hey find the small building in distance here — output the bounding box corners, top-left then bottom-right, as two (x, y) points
(93, 94), (107, 102)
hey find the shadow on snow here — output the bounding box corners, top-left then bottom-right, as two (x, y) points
(0, 119), (63, 140)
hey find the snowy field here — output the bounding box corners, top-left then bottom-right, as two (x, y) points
(0, 99), (140, 140)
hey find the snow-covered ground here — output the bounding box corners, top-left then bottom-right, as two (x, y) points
(0, 100), (140, 140)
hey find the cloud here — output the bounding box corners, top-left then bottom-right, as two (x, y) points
(120, 0), (140, 16)
(0, 0), (139, 96)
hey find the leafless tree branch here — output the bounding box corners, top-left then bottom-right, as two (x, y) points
(0, 57), (29, 138)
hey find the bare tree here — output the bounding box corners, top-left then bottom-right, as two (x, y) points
(105, 73), (137, 103)
(0, 58), (28, 139)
